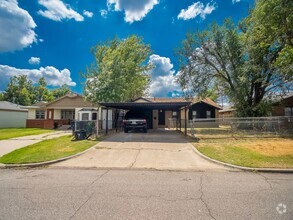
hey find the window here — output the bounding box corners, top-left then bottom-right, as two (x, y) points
(82, 113), (89, 121)
(172, 111), (178, 118)
(61, 110), (75, 120)
(192, 111), (197, 119)
(284, 107), (293, 116)
(92, 113), (97, 120)
(206, 110), (211, 118)
(36, 110), (45, 119)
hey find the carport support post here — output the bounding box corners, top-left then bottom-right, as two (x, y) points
(106, 107), (109, 135)
(184, 107), (187, 136)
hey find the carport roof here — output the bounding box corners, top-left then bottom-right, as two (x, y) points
(99, 101), (191, 110)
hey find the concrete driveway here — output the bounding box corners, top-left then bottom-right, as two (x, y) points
(53, 129), (229, 171)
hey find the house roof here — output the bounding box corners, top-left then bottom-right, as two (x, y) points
(198, 98), (222, 109)
(100, 96), (222, 110)
(0, 101), (28, 112)
(133, 97), (221, 107)
(25, 93), (97, 109)
(100, 101), (191, 110)
(271, 93), (293, 105)
(219, 106), (235, 113)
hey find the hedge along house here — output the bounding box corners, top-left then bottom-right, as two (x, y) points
(25, 93), (100, 129)
(100, 97), (222, 135)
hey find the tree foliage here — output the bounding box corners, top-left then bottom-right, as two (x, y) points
(84, 35), (152, 102)
(2, 75), (71, 105)
(177, 0), (292, 117)
(241, 0), (293, 78)
(34, 77), (54, 103)
(3, 75), (35, 105)
(51, 84), (70, 99)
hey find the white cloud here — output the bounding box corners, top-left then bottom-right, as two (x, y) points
(100, 9), (108, 18)
(107, 0), (159, 23)
(0, 65), (76, 90)
(28, 57), (41, 65)
(177, 1), (216, 20)
(38, 0), (84, 22)
(232, 0), (241, 4)
(148, 54), (181, 97)
(83, 10), (93, 18)
(0, 0), (37, 52)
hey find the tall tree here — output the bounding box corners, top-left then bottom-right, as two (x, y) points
(241, 0), (292, 78)
(51, 84), (70, 99)
(84, 35), (152, 102)
(34, 77), (54, 102)
(3, 75), (34, 105)
(177, 19), (291, 116)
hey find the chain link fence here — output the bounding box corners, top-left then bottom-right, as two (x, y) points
(169, 116), (293, 139)
(71, 120), (98, 140)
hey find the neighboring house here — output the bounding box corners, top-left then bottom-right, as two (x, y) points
(26, 93), (100, 129)
(100, 97), (222, 129)
(272, 94), (293, 116)
(219, 106), (235, 118)
(218, 94), (293, 118)
(0, 101), (28, 128)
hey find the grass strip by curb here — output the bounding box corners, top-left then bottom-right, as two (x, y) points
(0, 135), (98, 164)
(194, 139), (293, 168)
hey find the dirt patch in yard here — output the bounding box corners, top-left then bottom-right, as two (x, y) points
(195, 137), (293, 168)
(244, 139), (293, 156)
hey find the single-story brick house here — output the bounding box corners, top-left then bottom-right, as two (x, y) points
(0, 101), (28, 128)
(100, 97), (222, 130)
(271, 94), (293, 116)
(219, 106), (235, 118)
(25, 93), (222, 132)
(218, 94), (293, 118)
(25, 93), (100, 129)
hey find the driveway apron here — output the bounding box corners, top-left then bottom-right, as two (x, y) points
(53, 130), (230, 171)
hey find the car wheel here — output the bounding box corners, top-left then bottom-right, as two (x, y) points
(124, 128), (128, 133)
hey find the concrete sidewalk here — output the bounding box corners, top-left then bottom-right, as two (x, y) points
(0, 131), (71, 157)
(53, 130), (231, 171)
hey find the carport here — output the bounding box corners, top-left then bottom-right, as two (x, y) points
(99, 101), (191, 135)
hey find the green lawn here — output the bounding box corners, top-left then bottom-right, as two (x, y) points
(0, 128), (53, 140)
(194, 138), (293, 168)
(0, 135), (98, 164)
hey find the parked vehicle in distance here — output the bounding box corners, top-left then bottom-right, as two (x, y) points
(123, 111), (147, 133)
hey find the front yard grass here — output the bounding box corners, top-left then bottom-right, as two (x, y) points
(191, 127), (293, 168)
(193, 137), (293, 168)
(0, 128), (53, 140)
(0, 135), (98, 164)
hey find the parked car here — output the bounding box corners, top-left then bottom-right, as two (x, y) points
(123, 111), (147, 133)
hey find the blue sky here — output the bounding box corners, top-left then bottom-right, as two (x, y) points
(0, 0), (254, 97)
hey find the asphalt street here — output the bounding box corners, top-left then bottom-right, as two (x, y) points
(0, 168), (292, 220)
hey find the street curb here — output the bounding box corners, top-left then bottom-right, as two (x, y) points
(0, 144), (98, 169)
(190, 143), (293, 173)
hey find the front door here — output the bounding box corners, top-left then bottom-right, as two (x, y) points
(47, 109), (54, 119)
(158, 109), (165, 125)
